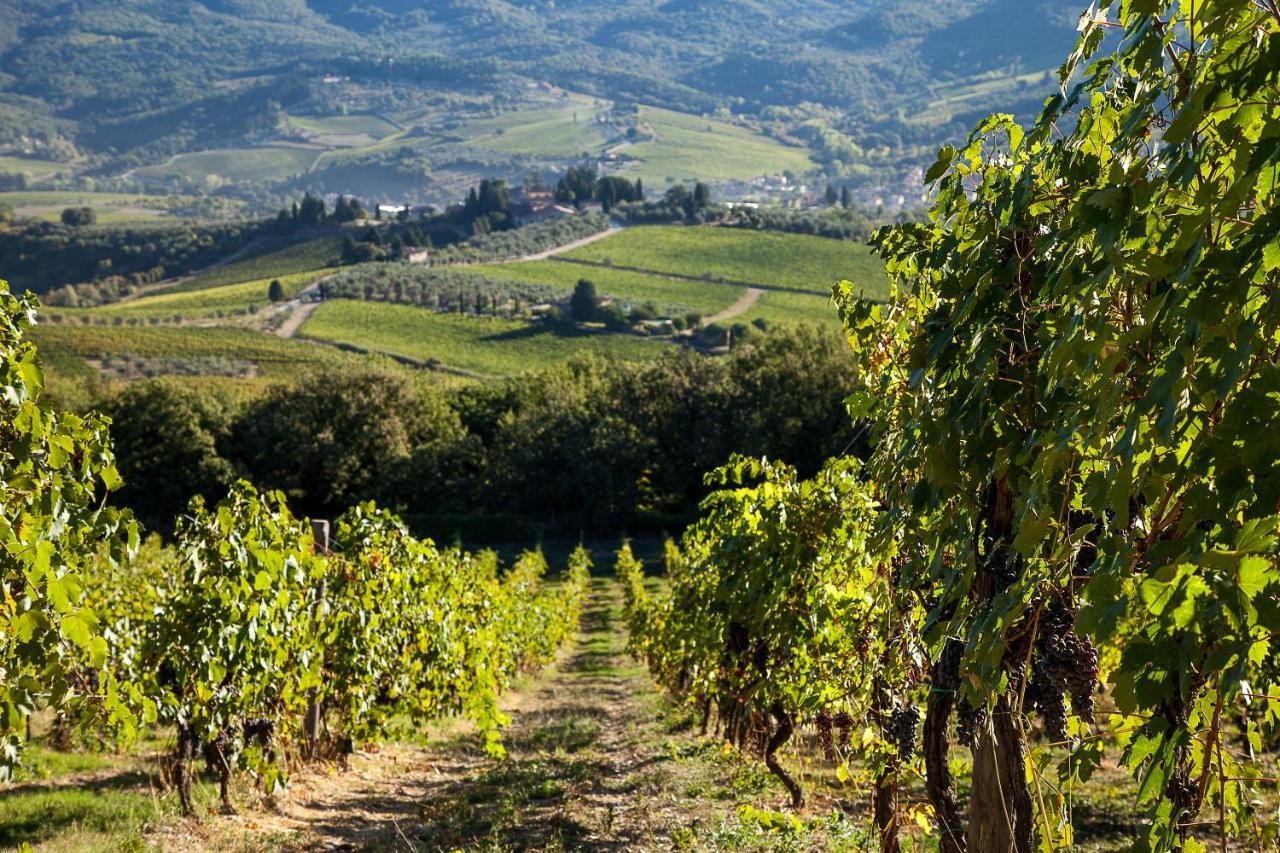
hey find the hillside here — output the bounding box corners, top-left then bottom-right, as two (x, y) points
(0, 0), (1084, 208)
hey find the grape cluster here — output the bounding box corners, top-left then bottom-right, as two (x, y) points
(815, 709), (837, 761)
(886, 706), (920, 761)
(833, 710), (854, 748)
(955, 695), (987, 744)
(1026, 601), (1100, 740)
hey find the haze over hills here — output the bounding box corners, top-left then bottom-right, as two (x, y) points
(0, 0), (1083, 209)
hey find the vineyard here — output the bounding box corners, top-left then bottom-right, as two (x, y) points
(2, 284), (590, 814)
(3, 2), (1280, 851)
(616, 3), (1280, 851)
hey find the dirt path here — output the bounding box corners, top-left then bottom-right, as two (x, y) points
(196, 580), (737, 851)
(275, 299), (321, 339)
(704, 287), (763, 325)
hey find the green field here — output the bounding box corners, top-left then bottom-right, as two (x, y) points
(1, 191), (178, 224)
(738, 289), (840, 328)
(134, 147), (318, 183)
(0, 155), (68, 179)
(30, 323), (387, 383)
(300, 300), (672, 377)
(170, 236), (343, 293)
(623, 107), (817, 184)
(456, 104), (612, 158)
(81, 271), (324, 319)
(560, 226), (889, 299)
(465, 261), (747, 316)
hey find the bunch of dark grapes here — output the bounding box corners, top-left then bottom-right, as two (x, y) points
(955, 695), (987, 744)
(833, 711), (854, 748)
(1026, 601), (1101, 740)
(886, 706), (920, 761)
(815, 709), (837, 761)
(1026, 660), (1069, 741)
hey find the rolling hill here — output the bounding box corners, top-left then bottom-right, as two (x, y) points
(0, 0), (1085, 206)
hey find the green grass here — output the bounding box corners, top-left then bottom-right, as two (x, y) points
(170, 236), (343, 293)
(624, 107), (817, 184)
(83, 271), (324, 319)
(465, 261), (747, 316)
(455, 105), (612, 157)
(561, 226), (889, 299)
(134, 146), (318, 183)
(0, 155), (68, 179)
(300, 300), (673, 377)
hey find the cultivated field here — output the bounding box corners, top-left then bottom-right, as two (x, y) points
(560, 226), (889, 299)
(0, 154), (68, 179)
(455, 103), (613, 158)
(0, 190), (180, 223)
(134, 147), (319, 184)
(170, 236), (343, 293)
(464, 260), (749, 317)
(30, 324), (385, 384)
(622, 107), (817, 185)
(300, 300), (672, 376)
(79, 271), (325, 320)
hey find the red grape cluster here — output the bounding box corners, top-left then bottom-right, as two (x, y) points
(1026, 601), (1099, 741)
(887, 706), (920, 761)
(955, 695), (987, 744)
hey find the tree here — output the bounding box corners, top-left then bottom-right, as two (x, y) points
(267, 279), (285, 302)
(693, 182), (711, 212)
(840, 186), (852, 208)
(297, 193), (326, 226)
(824, 184), (838, 206)
(570, 278), (599, 322)
(100, 379), (237, 534)
(61, 207), (96, 227)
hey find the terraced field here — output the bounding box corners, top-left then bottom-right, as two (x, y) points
(299, 300), (672, 377)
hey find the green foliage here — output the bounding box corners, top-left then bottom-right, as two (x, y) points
(630, 458), (918, 814)
(126, 481), (591, 808)
(143, 483), (325, 795)
(830, 2), (1280, 848)
(0, 277), (137, 780)
(570, 278), (599, 322)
